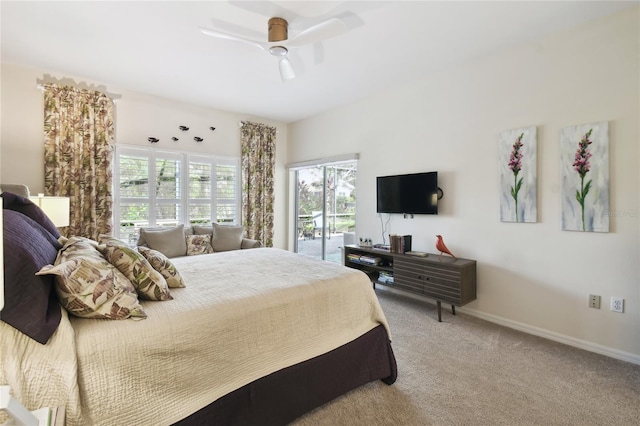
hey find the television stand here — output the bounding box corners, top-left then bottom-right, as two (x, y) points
(343, 245), (477, 322)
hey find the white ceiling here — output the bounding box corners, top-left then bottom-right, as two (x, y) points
(1, 1), (636, 123)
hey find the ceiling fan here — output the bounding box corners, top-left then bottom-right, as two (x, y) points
(200, 16), (347, 81)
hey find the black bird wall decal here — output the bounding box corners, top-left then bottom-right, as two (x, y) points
(171, 137), (179, 142)
(194, 137), (203, 142)
(179, 125), (189, 131)
(210, 127), (216, 131)
(148, 137), (159, 143)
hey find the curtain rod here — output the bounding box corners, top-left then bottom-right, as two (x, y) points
(287, 153), (359, 170)
(36, 82), (121, 102)
(238, 121), (280, 134)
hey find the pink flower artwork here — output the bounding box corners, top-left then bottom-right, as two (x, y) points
(499, 127), (537, 223)
(508, 133), (524, 222)
(560, 122), (609, 233)
(573, 129), (593, 231)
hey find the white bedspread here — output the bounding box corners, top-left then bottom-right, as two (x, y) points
(1, 248), (390, 425)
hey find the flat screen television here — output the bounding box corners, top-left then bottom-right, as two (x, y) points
(376, 171), (438, 214)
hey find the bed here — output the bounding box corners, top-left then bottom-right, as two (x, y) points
(0, 192), (397, 425)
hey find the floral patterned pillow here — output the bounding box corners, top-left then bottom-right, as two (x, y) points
(98, 234), (129, 247)
(57, 236), (102, 261)
(99, 243), (172, 301)
(186, 234), (214, 256)
(54, 236), (106, 275)
(37, 257), (147, 320)
(138, 246), (186, 288)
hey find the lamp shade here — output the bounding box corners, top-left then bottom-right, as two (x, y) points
(29, 195), (70, 227)
(278, 58), (296, 81)
(1, 199), (4, 311)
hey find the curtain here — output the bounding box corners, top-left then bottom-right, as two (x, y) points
(43, 84), (115, 239)
(240, 121), (276, 247)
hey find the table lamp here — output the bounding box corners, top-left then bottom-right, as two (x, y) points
(1, 199), (4, 311)
(29, 194), (70, 227)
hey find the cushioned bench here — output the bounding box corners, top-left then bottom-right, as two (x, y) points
(137, 223), (261, 258)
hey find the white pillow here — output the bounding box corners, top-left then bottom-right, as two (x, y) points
(140, 225), (187, 258)
(212, 223), (244, 252)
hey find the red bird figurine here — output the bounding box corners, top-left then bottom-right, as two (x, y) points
(435, 235), (456, 259)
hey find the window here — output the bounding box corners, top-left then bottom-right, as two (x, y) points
(288, 154), (358, 263)
(114, 146), (240, 244)
(187, 155), (238, 225)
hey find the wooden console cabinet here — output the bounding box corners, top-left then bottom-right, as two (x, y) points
(343, 245), (477, 322)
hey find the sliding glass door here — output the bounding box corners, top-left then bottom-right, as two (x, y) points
(294, 160), (357, 263)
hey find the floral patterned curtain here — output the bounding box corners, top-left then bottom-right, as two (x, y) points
(43, 84), (115, 239)
(240, 121), (276, 247)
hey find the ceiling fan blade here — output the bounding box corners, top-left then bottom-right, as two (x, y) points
(278, 57), (296, 81)
(287, 17), (347, 47)
(199, 27), (267, 52)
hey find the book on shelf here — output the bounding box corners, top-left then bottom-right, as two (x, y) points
(378, 271), (394, 284)
(347, 253), (381, 265)
(359, 255), (382, 265)
(388, 234), (412, 254)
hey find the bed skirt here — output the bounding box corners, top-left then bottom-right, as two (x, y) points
(174, 324), (397, 425)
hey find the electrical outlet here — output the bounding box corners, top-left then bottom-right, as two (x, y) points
(611, 297), (624, 313)
(588, 294), (601, 309)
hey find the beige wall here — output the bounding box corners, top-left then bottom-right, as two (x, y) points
(0, 63), (289, 249)
(289, 8), (640, 362)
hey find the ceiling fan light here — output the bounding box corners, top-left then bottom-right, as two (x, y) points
(269, 45), (288, 56)
(279, 58), (296, 81)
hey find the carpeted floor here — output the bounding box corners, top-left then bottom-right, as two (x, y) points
(292, 290), (640, 425)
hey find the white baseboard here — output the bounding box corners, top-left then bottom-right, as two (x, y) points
(376, 286), (640, 365)
(459, 306), (640, 366)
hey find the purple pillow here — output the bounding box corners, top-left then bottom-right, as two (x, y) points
(2, 210), (62, 344)
(1, 191), (61, 238)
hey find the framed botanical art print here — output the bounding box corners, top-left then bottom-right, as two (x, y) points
(499, 126), (537, 223)
(560, 121), (609, 232)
